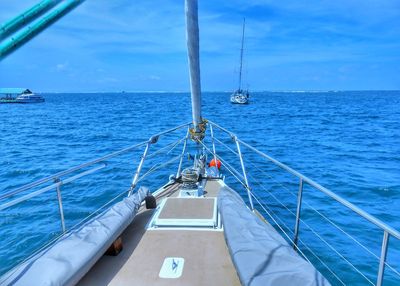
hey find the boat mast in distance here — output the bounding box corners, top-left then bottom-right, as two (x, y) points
(230, 17), (249, 105)
(238, 17), (245, 92)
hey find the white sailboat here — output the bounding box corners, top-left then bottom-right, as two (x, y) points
(231, 18), (250, 105)
(0, 1), (399, 286)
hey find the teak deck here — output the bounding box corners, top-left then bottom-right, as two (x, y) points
(78, 179), (241, 286)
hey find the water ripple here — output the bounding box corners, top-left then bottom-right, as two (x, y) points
(0, 91), (399, 283)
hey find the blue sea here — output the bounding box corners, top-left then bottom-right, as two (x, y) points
(0, 91), (399, 285)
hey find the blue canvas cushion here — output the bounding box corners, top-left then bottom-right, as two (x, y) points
(218, 186), (330, 286)
(1, 187), (149, 286)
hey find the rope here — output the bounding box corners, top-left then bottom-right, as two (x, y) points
(189, 118), (207, 141)
(180, 168), (199, 189)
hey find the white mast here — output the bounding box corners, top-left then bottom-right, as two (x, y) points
(238, 18), (245, 91)
(185, 0), (202, 132)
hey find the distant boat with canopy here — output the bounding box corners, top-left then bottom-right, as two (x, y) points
(0, 88), (45, 103)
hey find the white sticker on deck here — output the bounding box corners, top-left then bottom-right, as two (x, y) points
(159, 257), (185, 278)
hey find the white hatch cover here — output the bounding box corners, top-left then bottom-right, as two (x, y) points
(159, 257), (185, 279)
(153, 197), (217, 228)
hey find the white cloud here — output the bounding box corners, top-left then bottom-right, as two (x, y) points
(56, 62), (68, 72)
(149, 75), (161, 80)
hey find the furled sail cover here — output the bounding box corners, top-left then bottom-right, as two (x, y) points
(218, 186), (330, 286)
(0, 187), (149, 286)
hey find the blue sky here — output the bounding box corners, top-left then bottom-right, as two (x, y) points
(0, 0), (399, 92)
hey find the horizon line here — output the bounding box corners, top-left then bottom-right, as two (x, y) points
(35, 89), (400, 94)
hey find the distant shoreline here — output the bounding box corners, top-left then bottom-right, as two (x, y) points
(37, 90), (400, 94)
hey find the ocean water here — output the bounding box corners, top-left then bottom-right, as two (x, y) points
(0, 91), (399, 285)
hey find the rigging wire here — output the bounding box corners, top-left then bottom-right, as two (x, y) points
(224, 167), (347, 285)
(146, 136), (186, 160)
(1, 135), (187, 281)
(197, 141), (247, 189)
(137, 155), (181, 183)
(244, 155), (400, 279)
(297, 237), (346, 285)
(248, 189), (346, 286)
(204, 132), (381, 284)
(211, 133), (400, 279)
(246, 171), (375, 284)
(0, 187), (130, 282)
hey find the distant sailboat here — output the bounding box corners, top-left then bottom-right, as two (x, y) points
(230, 18), (249, 104)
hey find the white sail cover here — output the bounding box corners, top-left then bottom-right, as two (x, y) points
(0, 187), (149, 286)
(218, 186), (330, 286)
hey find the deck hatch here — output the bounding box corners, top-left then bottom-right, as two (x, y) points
(152, 197), (218, 228)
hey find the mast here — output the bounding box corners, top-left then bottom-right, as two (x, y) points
(185, 0), (202, 132)
(238, 18), (245, 91)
